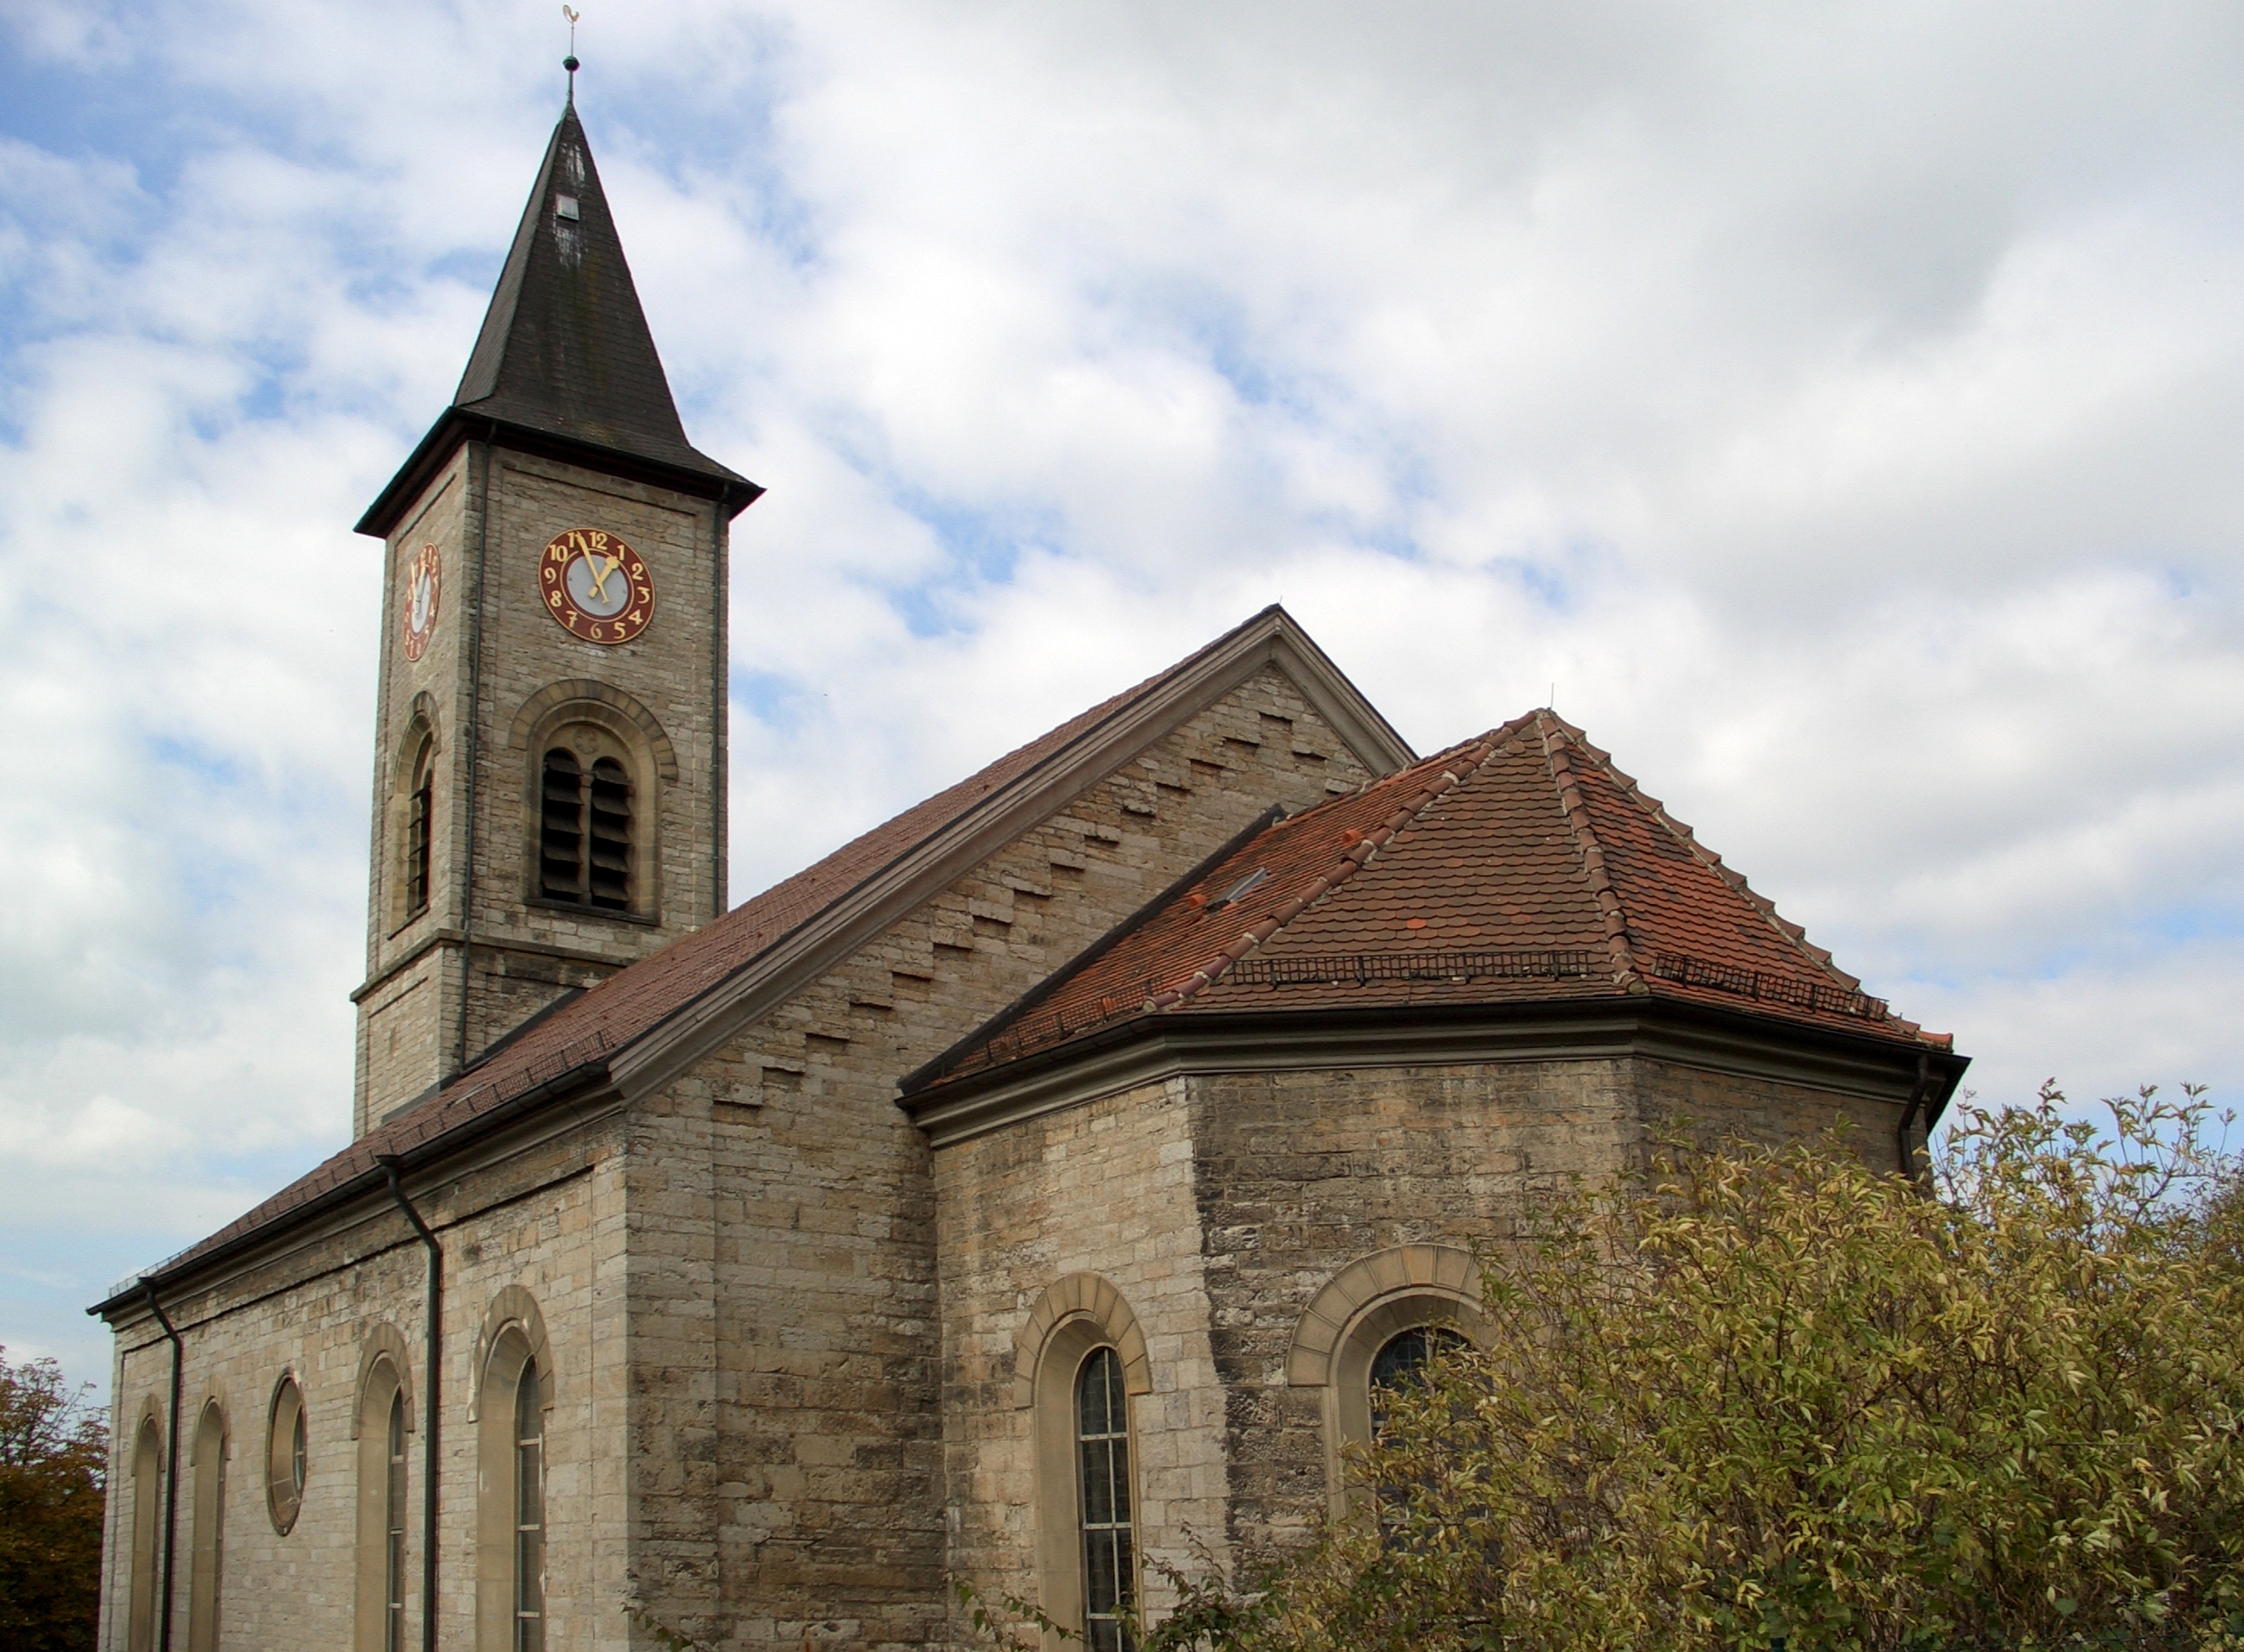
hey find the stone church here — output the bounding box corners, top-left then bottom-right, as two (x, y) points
(91, 94), (1968, 1652)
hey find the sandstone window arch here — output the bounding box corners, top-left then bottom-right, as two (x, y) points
(187, 1395), (228, 1652)
(126, 1401), (163, 1652)
(1285, 1244), (1488, 1516)
(352, 1326), (413, 1652)
(1016, 1273), (1150, 1649)
(512, 682), (674, 921)
(473, 1289), (554, 1652)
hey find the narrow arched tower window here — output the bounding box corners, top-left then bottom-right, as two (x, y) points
(1075, 1346), (1133, 1652)
(405, 741), (434, 916)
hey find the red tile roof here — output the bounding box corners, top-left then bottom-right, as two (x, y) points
(910, 711), (1948, 1089)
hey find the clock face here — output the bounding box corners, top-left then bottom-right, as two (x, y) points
(402, 542), (441, 662)
(540, 527), (654, 645)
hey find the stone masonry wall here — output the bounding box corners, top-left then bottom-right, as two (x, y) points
(1191, 1054), (1911, 1561)
(617, 665), (1377, 1651)
(934, 1076), (1231, 1634)
(358, 445), (729, 1133)
(97, 1112), (629, 1652)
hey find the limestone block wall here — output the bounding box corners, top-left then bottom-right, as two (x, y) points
(1191, 1053), (1913, 1559)
(934, 1076), (1231, 1636)
(357, 443), (731, 1133)
(96, 1113), (629, 1652)
(619, 666), (1377, 1650)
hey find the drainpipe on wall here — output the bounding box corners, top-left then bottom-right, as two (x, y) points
(379, 1157), (443, 1652)
(139, 1282), (183, 1652)
(1896, 1051), (1934, 1180)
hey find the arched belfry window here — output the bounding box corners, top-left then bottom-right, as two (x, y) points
(538, 744), (632, 911)
(1075, 1348), (1134, 1652)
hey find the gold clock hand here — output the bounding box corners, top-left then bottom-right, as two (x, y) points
(584, 552), (618, 602)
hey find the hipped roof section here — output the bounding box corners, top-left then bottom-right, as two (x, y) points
(357, 103), (756, 537)
(102, 607), (1410, 1307)
(906, 710), (1951, 1094)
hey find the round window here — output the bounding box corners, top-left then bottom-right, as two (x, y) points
(266, 1374), (307, 1533)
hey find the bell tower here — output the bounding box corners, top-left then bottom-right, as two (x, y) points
(349, 92), (759, 1136)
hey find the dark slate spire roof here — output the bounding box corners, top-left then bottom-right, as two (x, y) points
(358, 103), (758, 536)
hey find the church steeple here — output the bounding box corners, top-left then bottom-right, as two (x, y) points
(349, 95), (751, 1136)
(357, 102), (759, 537)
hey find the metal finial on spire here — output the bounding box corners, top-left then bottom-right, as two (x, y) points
(562, 6), (581, 102)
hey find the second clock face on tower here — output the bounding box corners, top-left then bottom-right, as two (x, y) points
(540, 527), (655, 645)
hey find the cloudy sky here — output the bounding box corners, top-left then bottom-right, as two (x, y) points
(4, 0), (2241, 1391)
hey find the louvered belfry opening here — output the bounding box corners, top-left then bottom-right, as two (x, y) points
(587, 757), (632, 910)
(539, 746), (633, 910)
(406, 742), (434, 915)
(539, 748), (587, 901)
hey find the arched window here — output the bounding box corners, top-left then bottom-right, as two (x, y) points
(385, 1390), (407, 1650)
(128, 1414), (162, 1652)
(537, 746), (633, 911)
(513, 1361), (546, 1652)
(1075, 1348), (1134, 1652)
(476, 1308), (551, 1652)
(1367, 1326), (1470, 1438)
(266, 1374), (307, 1533)
(188, 1399), (226, 1652)
(354, 1349), (410, 1652)
(405, 740), (435, 916)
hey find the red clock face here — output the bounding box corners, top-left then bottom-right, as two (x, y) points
(402, 542), (440, 662)
(540, 527), (655, 645)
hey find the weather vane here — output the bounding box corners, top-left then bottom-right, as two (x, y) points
(562, 5), (581, 100)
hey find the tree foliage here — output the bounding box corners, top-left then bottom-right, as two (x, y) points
(0, 1345), (107, 1652)
(1154, 1087), (2244, 1652)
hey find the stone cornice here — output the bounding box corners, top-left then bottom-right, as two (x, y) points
(899, 995), (1970, 1150)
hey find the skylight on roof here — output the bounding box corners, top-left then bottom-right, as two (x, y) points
(555, 195), (581, 221)
(1216, 868), (1270, 906)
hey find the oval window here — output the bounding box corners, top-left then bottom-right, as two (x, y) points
(267, 1374), (308, 1533)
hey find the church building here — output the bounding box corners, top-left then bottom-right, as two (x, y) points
(91, 94), (1968, 1652)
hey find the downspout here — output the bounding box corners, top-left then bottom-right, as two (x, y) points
(380, 1157), (443, 1652)
(140, 1283), (183, 1652)
(1897, 1051), (1933, 1179)
(456, 428), (495, 1075)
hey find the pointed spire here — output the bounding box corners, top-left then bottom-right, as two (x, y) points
(359, 101), (757, 536)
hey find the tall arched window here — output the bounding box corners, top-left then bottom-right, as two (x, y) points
(477, 1310), (551, 1652)
(188, 1399), (225, 1652)
(355, 1351), (409, 1652)
(513, 1361), (546, 1652)
(385, 1392), (407, 1649)
(537, 746), (632, 910)
(405, 739), (435, 916)
(1075, 1347), (1133, 1652)
(127, 1414), (162, 1652)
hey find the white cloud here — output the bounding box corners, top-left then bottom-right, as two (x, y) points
(3, 0), (2241, 1389)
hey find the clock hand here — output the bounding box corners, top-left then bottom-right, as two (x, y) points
(584, 552), (618, 603)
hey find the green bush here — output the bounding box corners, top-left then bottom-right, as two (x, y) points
(1150, 1087), (2244, 1652)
